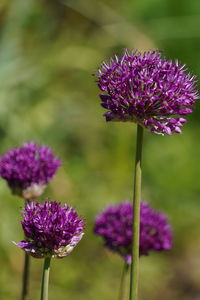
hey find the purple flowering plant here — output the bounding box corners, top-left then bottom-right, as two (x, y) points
(15, 200), (85, 300)
(16, 200), (85, 258)
(0, 141), (61, 200)
(94, 201), (172, 264)
(94, 49), (198, 300)
(0, 141), (61, 300)
(96, 50), (198, 135)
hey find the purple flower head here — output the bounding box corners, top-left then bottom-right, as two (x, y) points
(94, 201), (172, 263)
(95, 50), (199, 135)
(16, 200), (85, 258)
(0, 142), (61, 200)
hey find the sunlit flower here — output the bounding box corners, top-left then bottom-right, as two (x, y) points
(16, 200), (85, 258)
(95, 50), (198, 135)
(94, 201), (172, 263)
(0, 142), (61, 199)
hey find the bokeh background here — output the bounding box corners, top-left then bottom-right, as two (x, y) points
(0, 0), (200, 299)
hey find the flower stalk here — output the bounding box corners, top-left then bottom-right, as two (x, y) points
(118, 262), (129, 300)
(21, 199), (31, 300)
(130, 124), (144, 300)
(21, 252), (30, 300)
(40, 257), (51, 300)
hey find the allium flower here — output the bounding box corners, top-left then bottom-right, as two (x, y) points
(16, 200), (85, 258)
(95, 50), (198, 135)
(94, 201), (172, 263)
(0, 142), (61, 199)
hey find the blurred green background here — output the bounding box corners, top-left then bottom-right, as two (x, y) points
(0, 0), (200, 299)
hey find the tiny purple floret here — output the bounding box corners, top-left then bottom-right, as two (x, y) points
(95, 50), (199, 135)
(94, 201), (172, 263)
(16, 200), (85, 258)
(0, 141), (61, 199)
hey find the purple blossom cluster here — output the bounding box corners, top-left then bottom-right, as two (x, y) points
(94, 201), (172, 263)
(0, 142), (61, 199)
(16, 200), (85, 258)
(96, 50), (198, 135)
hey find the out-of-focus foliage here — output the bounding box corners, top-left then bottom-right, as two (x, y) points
(0, 0), (200, 299)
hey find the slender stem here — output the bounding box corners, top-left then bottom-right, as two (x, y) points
(40, 257), (51, 300)
(21, 200), (31, 300)
(21, 252), (30, 300)
(129, 124), (144, 300)
(118, 262), (129, 300)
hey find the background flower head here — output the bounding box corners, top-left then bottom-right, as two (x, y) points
(94, 201), (172, 263)
(95, 50), (198, 135)
(16, 200), (85, 258)
(0, 141), (61, 199)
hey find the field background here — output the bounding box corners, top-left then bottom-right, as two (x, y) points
(0, 0), (200, 299)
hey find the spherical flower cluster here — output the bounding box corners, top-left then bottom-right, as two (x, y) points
(0, 142), (61, 199)
(94, 201), (172, 263)
(16, 200), (85, 258)
(95, 50), (198, 135)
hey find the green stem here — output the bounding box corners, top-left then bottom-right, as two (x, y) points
(21, 199), (31, 300)
(40, 257), (51, 300)
(129, 124), (144, 300)
(21, 252), (30, 300)
(118, 262), (129, 300)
